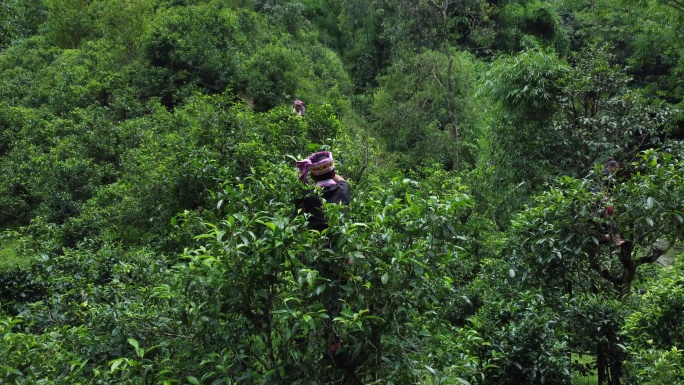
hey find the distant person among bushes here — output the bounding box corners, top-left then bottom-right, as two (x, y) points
(590, 158), (627, 247)
(293, 99), (306, 117)
(295, 151), (355, 368)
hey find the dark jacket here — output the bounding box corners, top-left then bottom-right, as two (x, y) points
(301, 181), (350, 232)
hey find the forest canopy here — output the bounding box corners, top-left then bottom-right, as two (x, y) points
(1, 0), (683, 384)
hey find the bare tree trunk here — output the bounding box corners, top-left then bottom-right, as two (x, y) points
(597, 343), (607, 385)
(609, 344), (623, 385)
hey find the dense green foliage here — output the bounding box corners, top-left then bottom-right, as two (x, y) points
(0, 0), (683, 384)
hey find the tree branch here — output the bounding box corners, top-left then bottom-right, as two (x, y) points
(635, 239), (672, 266)
(1, 210), (20, 219)
(617, 241), (633, 268)
(665, 0), (684, 14)
(587, 250), (622, 287)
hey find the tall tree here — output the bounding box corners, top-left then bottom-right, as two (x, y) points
(550, 46), (670, 177)
(372, 49), (481, 170)
(481, 46), (670, 225)
(507, 147), (684, 384)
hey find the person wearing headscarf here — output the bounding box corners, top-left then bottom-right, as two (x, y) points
(296, 151), (350, 231)
(295, 151), (355, 368)
(293, 99), (306, 117)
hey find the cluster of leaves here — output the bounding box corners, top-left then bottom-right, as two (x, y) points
(622, 263), (684, 384)
(1, 159), (496, 383)
(171, 164), (488, 383)
(371, 49), (483, 171)
(475, 147), (684, 383)
(479, 44), (674, 226)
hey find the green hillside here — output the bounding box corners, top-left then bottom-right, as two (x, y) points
(1, 0), (683, 384)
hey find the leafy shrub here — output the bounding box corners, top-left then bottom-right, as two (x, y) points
(473, 291), (572, 385)
(0, 318), (90, 384)
(372, 49), (481, 171)
(141, 4), (261, 107)
(623, 264), (684, 384)
(169, 161), (480, 383)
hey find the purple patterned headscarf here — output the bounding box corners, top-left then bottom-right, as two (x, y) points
(296, 151), (335, 185)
